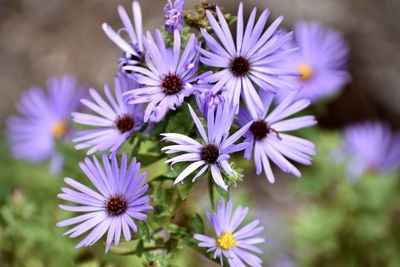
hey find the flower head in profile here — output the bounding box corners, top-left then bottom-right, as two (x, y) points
(340, 121), (400, 177)
(195, 89), (225, 117)
(57, 153), (152, 252)
(162, 103), (251, 190)
(7, 75), (84, 174)
(102, 1), (144, 73)
(194, 198), (265, 267)
(200, 2), (298, 117)
(72, 76), (143, 155)
(164, 0), (184, 33)
(276, 21), (351, 102)
(237, 91), (317, 183)
(124, 30), (207, 122)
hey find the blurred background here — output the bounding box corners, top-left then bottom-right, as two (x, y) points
(0, 0), (399, 266)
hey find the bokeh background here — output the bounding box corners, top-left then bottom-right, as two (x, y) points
(1, 0), (399, 266)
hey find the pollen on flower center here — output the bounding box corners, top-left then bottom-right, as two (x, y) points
(250, 120), (270, 140)
(105, 195), (127, 216)
(297, 64), (314, 81)
(230, 56), (250, 76)
(201, 144), (220, 164)
(217, 232), (238, 250)
(51, 121), (68, 139)
(115, 114), (135, 133)
(162, 74), (183, 95)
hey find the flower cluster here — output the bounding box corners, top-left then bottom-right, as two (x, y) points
(7, 0), (361, 266)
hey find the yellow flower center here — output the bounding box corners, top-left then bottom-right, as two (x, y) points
(297, 64), (314, 81)
(51, 121), (68, 139)
(217, 232), (238, 250)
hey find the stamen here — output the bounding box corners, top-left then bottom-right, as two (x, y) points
(51, 121), (68, 139)
(162, 74), (183, 95)
(115, 114), (135, 133)
(201, 144), (220, 164)
(297, 64), (314, 81)
(217, 232), (238, 250)
(230, 56), (250, 77)
(105, 195), (127, 216)
(250, 120), (282, 140)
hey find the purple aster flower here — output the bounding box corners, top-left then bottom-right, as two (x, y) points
(276, 21), (351, 102)
(161, 103), (251, 190)
(340, 121), (400, 177)
(195, 89), (225, 117)
(72, 76), (143, 155)
(102, 1), (144, 73)
(237, 91), (317, 183)
(194, 198), (265, 267)
(164, 0), (184, 33)
(57, 153), (152, 252)
(7, 75), (84, 174)
(200, 2), (298, 117)
(124, 30), (207, 122)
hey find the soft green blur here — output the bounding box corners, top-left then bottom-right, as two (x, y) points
(291, 132), (400, 267)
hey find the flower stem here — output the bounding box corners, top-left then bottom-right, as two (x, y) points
(208, 177), (216, 210)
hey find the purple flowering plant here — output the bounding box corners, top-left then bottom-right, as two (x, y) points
(8, 1), (369, 266)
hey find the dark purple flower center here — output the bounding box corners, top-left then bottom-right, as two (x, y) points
(201, 144), (220, 164)
(250, 120), (270, 140)
(250, 120), (282, 141)
(115, 114), (135, 133)
(105, 195), (127, 216)
(230, 56), (250, 77)
(162, 74), (183, 95)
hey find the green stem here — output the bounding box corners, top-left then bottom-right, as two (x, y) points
(111, 245), (166, 256)
(208, 177), (215, 210)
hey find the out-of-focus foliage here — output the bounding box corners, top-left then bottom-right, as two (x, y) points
(292, 132), (400, 267)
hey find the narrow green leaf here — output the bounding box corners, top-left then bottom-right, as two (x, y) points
(136, 220), (151, 242)
(190, 214), (204, 234)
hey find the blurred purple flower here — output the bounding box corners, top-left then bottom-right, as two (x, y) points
(194, 198), (265, 267)
(276, 21), (351, 102)
(200, 2), (298, 117)
(340, 121), (400, 177)
(237, 92), (317, 183)
(57, 153), (152, 253)
(72, 76), (143, 155)
(123, 30), (208, 122)
(7, 75), (84, 174)
(162, 104), (251, 190)
(164, 0), (184, 33)
(102, 1), (144, 73)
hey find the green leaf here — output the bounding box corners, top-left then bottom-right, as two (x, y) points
(135, 153), (164, 167)
(189, 214), (204, 234)
(136, 220), (151, 242)
(176, 181), (193, 200)
(164, 163), (186, 179)
(167, 224), (188, 237)
(135, 240), (144, 257)
(177, 236), (193, 249)
(165, 104), (194, 135)
(209, 178), (230, 203)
